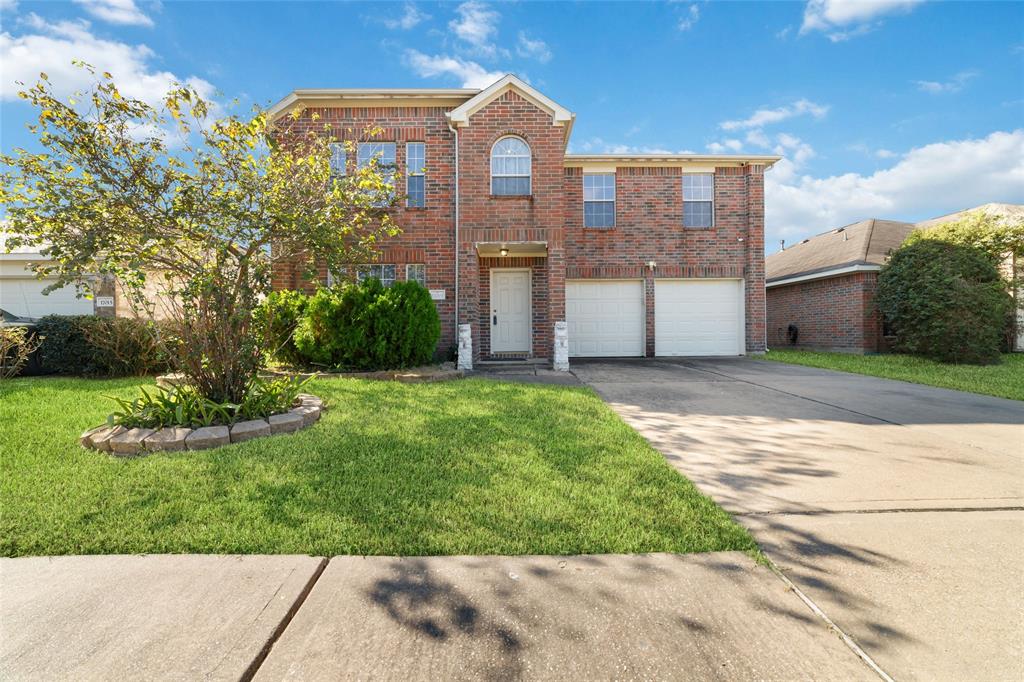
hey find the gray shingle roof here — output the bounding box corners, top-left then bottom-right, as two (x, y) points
(765, 219), (915, 283)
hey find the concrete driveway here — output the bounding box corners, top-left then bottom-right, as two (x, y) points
(573, 357), (1024, 682)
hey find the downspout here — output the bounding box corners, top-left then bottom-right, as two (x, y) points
(447, 116), (460, 340)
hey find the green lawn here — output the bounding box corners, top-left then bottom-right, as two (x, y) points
(0, 376), (757, 558)
(763, 350), (1024, 401)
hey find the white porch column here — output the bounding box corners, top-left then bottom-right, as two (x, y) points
(553, 320), (569, 371)
(457, 323), (473, 371)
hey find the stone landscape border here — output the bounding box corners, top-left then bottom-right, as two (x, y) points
(79, 394), (325, 457)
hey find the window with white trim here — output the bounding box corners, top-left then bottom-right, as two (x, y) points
(406, 142), (425, 208)
(683, 173), (714, 228)
(583, 173), (615, 228)
(490, 136), (531, 196)
(406, 263), (426, 286)
(357, 142), (397, 204)
(329, 142), (346, 176)
(334, 264), (396, 287)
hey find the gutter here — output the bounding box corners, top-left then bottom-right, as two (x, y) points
(765, 264), (881, 289)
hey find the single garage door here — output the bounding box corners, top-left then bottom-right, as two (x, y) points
(655, 279), (744, 356)
(0, 277), (94, 318)
(566, 280), (644, 357)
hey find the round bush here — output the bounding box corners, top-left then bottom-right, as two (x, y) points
(293, 278), (440, 370)
(876, 240), (1012, 364)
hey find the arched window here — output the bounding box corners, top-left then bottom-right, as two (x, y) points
(490, 136), (531, 195)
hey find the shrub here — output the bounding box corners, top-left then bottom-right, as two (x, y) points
(0, 326), (41, 379)
(294, 279), (440, 370)
(876, 240), (1012, 364)
(34, 315), (173, 377)
(108, 376), (310, 429)
(254, 289), (309, 366)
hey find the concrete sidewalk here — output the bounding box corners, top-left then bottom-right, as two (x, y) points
(1, 552), (872, 681)
(574, 357), (1024, 681)
(0, 554), (325, 681)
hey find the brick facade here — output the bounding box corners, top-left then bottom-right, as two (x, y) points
(271, 82), (771, 362)
(766, 272), (884, 353)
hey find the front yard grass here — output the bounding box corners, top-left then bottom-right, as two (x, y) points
(0, 376), (758, 558)
(763, 350), (1024, 401)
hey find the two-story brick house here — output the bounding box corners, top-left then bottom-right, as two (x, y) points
(269, 75), (779, 365)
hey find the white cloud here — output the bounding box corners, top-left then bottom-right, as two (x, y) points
(773, 132), (815, 166)
(382, 3), (430, 30)
(71, 0), (154, 27)
(914, 70), (978, 94)
(677, 4), (700, 31)
(449, 0), (500, 57)
(765, 129), (1024, 246)
(1, 14), (215, 106)
(720, 98), (829, 130)
(0, 0), (19, 12)
(800, 0), (923, 40)
(403, 49), (503, 88)
(745, 129), (771, 147)
(875, 148), (896, 159)
(516, 31), (551, 63)
(707, 139), (743, 153)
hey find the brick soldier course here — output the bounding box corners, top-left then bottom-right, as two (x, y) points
(270, 75), (779, 363)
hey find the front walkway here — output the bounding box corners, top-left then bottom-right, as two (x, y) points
(573, 357), (1024, 681)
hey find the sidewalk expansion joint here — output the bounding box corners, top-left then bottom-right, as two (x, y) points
(737, 505), (1024, 517)
(240, 556), (330, 682)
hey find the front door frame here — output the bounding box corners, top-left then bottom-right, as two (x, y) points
(489, 267), (532, 354)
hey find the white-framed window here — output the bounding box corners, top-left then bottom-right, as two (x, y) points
(490, 136), (531, 196)
(357, 142), (397, 205)
(583, 173), (616, 228)
(406, 142), (425, 208)
(357, 264), (396, 286)
(329, 142), (346, 176)
(683, 173), (714, 228)
(406, 263), (426, 286)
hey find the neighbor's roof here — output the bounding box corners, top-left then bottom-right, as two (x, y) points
(766, 219), (915, 284)
(914, 202), (1024, 229)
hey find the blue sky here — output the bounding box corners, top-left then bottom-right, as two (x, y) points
(1, 0), (1022, 249)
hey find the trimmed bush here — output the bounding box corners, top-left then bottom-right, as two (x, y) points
(254, 289), (309, 366)
(294, 278), (440, 370)
(34, 315), (173, 376)
(876, 240), (1012, 364)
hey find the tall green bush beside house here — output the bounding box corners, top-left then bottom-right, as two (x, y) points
(876, 240), (1012, 364)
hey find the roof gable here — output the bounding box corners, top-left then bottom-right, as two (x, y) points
(446, 74), (574, 129)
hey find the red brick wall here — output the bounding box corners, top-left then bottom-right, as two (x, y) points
(564, 164), (767, 354)
(766, 271), (882, 353)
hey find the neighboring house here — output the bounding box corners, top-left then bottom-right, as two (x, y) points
(765, 219), (914, 353)
(269, 75), (779, 363)
(766, 203), (1024, 354)
(0, 233), (101, 319)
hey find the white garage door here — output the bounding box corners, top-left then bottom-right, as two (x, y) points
(0, 277), (93, 318)
(655, 279), (744, 356)
(566, 280), (644, 357)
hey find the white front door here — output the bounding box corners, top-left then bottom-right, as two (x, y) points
(491, 269), (531, 353)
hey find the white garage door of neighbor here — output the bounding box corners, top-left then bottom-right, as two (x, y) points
(0, 278), (93, 318)
(566, 280), (644, 357)
(655, 279), (744, 356)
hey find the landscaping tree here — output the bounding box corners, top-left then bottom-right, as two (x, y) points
(0, 64), (399, 402)
(876, 239), (1012, 364)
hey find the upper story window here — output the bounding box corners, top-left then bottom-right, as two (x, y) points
(329, 142), (346, 176)
(490, 136), (531, 196)
(683, 173), (714, 228)
(406, 142), (425, 208)
(358, 142), (397, 205)
(583, 173), (616, 228)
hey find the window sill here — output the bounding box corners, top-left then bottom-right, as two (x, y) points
(682, 225), (716, 230)
(404, 205), (428, 211)
(583, 226), (616, 230)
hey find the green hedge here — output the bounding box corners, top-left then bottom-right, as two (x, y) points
(34, 315), (173, 377)
(258, 279), (441, 370)
(876, 240), (1012, 364)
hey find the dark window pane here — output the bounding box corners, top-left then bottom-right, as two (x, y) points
(407, 175), (425, 207)
(492, 176), (530, 196)
(683, 201), (713, 228)
(584, 201), (615, 228)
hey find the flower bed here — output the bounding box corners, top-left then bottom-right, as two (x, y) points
(80, 393), (324, 456)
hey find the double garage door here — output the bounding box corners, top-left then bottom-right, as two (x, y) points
(566, 279), (744, 357)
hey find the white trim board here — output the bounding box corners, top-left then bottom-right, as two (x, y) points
(765, 264), (880, 289)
